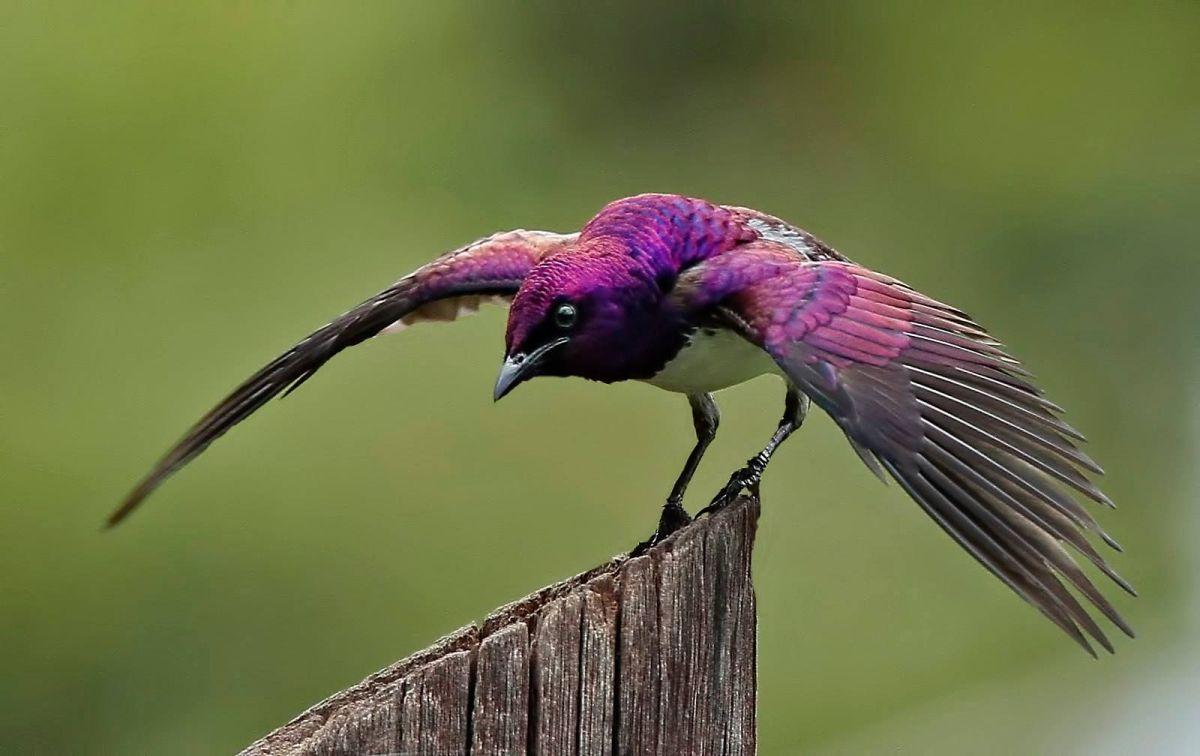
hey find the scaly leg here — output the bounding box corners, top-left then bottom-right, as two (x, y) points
(632, 393), (720, 555)
(701, 386), (809, 515)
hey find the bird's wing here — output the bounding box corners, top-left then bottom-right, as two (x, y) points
(110, 229), (576, 526)
(674, 242), (1133, 654)
(721, 204), (850, 262)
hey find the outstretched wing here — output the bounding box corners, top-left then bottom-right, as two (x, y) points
(110, 229), (576, 526)
(676, 242), (1133, 655)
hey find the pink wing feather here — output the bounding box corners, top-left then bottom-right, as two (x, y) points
(110, 229), (575, 525)
(678, 242), (1133, 654)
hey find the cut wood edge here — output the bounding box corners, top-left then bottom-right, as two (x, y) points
(239, 495), (760, 756)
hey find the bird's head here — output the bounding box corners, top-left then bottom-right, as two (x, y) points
(494, 239), (684, 400)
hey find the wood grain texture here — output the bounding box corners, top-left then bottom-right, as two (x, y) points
(576, 575), (618, 756)
(400, 650), (472, 754)
(531, 592), (582, 755)
(239, 495), (760, 756)
(470, 622), (529, 755)
(616, 554), (661, 755)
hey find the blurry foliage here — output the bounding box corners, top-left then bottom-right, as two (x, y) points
(1, 3), (1197, 753)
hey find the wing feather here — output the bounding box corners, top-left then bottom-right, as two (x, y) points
(109, 230), (575, 525)
(676, 242), (1132, 652)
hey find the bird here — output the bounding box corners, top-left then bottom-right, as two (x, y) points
(110, 193), (1133, 655)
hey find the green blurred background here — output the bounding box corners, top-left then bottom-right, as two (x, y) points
(2, 3), (1198, 753)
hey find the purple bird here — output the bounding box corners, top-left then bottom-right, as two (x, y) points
(111, 193), (1132, 654)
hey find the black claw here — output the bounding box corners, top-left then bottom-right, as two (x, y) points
(659, 499), (692, 534)
(631, 500), (692, 556)
(630, 537), (655, 558)
(697, 465), (761, 519)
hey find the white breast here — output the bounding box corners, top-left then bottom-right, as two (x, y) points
(642, 328), (780, 395)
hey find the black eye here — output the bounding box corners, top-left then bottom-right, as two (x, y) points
(553, 303), (577, 330)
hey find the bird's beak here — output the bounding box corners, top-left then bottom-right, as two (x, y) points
(493, 337), (568, 401)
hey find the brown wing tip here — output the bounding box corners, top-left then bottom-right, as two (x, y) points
(104, 478), (158, 529)
(104, 499), (138, 529)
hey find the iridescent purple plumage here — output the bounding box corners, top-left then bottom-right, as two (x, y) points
(506, 196), (757, 383)
(113, 192), (1133, 656)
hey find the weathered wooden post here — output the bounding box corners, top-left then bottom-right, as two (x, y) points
(240, 495), (759, 756)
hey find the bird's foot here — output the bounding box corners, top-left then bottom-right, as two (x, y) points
(631, 499), (692, 557)
(698, 457), (765, 518)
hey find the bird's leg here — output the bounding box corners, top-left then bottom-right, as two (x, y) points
(666, 393), (721, 511)
(701, 386), (809, 515)
(632, 393), (719, 555)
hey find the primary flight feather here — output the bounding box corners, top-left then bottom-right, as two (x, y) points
(112, 193), (1133, 655)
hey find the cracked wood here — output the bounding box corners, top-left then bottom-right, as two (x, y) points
(239, 495), (759, 756)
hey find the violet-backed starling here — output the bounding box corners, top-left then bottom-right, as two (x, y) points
(110, 193), (1134, 655)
